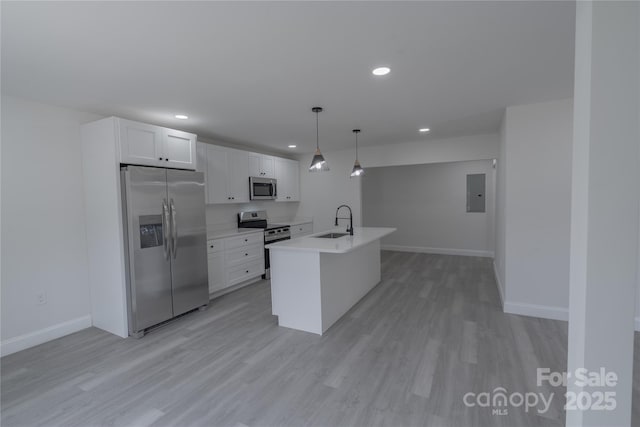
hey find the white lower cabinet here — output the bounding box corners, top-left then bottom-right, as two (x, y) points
(228, 259), (264, 286)
(207, 252), (226, 293)
(207, 231), (264, 296)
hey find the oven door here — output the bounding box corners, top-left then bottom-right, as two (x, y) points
(264, 235), (290, 279)
(250, 177), (277, 200)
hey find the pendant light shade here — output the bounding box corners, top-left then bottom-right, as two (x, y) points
(309, 107), (329, 172)
(350, 129), (364, 177)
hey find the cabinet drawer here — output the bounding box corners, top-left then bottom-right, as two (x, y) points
(227, 259), (264, 285)
(207, 238), (225, 254)
(225, 243), (263, 266)
(291, 222), (313, 237)
(226, 232), (263, 249)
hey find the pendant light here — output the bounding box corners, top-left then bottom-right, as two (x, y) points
(309, 107), (329, 172)
(350, 129), (364, 177)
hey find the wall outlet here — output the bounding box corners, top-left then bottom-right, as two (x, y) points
(36, 292), (47, 305)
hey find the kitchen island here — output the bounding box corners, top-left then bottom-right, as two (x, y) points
(267, 227), (396, 335)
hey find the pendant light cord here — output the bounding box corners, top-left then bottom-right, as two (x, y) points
(316, 111), (320, 150)
(353, 129), (361, 162)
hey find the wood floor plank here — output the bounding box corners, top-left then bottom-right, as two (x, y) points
(3, 251), (638, 426)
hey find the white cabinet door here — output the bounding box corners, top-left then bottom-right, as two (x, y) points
(163, 128), (196, 170)
(287, 159), (300, 201)
(196, 142), (208, 204)
(206, 144), (231, 203)
(275, 158), (300, 201)
(275, 158), (289, 201)
(261, 156), (275, 178)
(248, 153), (275, 178)
(248, 153), (261, 177)
(229, 149), (250, 203)
(208, 252), (226, 293)
(118, 119), (163, 167)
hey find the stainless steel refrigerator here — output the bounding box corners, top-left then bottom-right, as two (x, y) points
(121, 166), (208, 337)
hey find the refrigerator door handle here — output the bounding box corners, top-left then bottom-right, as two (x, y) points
(170, 198), (178, 259)
(162, 199), (170, 260)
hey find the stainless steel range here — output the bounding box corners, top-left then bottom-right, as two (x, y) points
(237, 210), (290, 279)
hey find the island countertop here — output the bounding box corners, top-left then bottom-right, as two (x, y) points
(266, 226), (396, 254)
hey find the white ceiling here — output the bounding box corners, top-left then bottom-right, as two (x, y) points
(1, 1), (575, 154)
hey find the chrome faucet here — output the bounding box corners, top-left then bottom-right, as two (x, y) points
(335, 205), (354, 236)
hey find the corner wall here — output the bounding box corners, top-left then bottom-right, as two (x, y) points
(498, 98), (574, 320)
(1, 96), (101, 356)
(494, 115), (507, 305)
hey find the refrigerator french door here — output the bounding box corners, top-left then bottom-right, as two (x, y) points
(121, 166), (208, 337)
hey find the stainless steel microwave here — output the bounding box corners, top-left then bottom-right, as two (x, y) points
(249, 177), (277, 200)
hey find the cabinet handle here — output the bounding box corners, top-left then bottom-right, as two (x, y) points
(244, 238), (248, 242)
(245, 270), (249, 273)
(210, 245), (214, 248)
(165, 158), (169, 161)
(158, 157), (163, 160)
(245, 253), (248, 256)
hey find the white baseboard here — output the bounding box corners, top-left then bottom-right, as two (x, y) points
(381, 244), (494, 258)
(1, 315), (92, 357)
(492, 261), (505, 309)
(504, 301), (568, 322)
(504, 301), (640, 332)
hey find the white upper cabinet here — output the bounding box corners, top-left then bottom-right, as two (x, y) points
(200, 143), (299, 205)
(196, 142), (208, 204)
(162, 128), (196, 169)
(248, 153), (275, 178)
(204, 144), (249, 204)
(118, 119), (163, 167)
(228, 148), (250, 202)
(275, 157), (300, 202)
(117, 118), (196, 170)
(206, 145), (231, 203)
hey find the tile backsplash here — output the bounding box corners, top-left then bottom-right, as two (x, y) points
(206, 201), (301, 232)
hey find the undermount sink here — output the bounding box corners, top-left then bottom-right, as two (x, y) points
(314, 232), (349, 239)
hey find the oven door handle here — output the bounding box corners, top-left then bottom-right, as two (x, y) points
(266, 236), (291, 244)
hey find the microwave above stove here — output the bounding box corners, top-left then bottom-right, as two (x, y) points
(249, 177), (277, 200)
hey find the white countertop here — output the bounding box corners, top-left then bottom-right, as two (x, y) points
(207, 228), (263, 240)
(266, 227), (396, 254)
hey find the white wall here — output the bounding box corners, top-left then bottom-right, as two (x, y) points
(297, 133), (499, 234)
(498, 98), (574, 320)
(1, 95), (101, 355)
(362, 160), (495, 257)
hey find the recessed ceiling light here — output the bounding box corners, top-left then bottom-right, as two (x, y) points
(372, 67), (391, 76)
(175, 114), (188, 120)
(288, 145), (297, 148)
(419, 128), (430, 133)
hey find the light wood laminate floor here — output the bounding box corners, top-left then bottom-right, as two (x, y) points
(2, 252), (639, 426)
